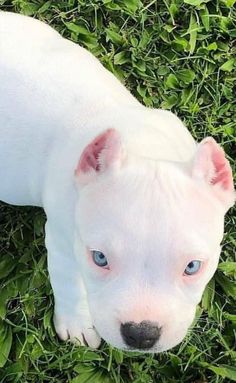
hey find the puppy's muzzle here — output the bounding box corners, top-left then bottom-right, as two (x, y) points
(120, 320), (161, 350)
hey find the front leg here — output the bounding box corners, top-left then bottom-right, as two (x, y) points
(45, 222), (101, 348)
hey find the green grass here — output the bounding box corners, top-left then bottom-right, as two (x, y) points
(0, 0), (235, 382)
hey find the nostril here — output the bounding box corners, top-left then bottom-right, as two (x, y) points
(120, 320), (161, 350)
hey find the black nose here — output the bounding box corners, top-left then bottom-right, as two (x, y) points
(120, 321), (161, 349)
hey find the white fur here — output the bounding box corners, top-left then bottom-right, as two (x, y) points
(0, 11), (234, 352)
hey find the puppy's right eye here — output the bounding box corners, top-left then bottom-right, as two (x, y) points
(91, 250), (108, 268)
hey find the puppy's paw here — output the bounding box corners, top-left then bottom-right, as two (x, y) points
(54, 311), (101, 349)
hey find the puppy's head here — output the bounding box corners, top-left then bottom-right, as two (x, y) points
(74, 128), (235, 352)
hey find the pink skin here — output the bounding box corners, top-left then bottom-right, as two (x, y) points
(76, 131), (108, 173)
(192, 137), (235, 206)
(75, 128), (122, 178)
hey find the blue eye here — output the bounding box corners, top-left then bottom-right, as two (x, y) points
(184, 260), (202, 276)
(92, 250), (108, 268)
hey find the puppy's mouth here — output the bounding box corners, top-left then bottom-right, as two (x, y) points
(116, 343), (163, 353)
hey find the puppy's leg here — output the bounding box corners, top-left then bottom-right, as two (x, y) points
(45, 222), (101, 348)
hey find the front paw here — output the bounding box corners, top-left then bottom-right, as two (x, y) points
(54, 309), (101, 349)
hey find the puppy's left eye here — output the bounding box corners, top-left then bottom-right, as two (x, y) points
(184, 260), (202, 276)
(91, 250), (108, 268)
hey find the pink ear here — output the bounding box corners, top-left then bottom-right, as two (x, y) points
(192, 137), (235, 209)
(75, 128), (122, 184)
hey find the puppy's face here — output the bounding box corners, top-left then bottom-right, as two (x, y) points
(74, 129), (235, 352)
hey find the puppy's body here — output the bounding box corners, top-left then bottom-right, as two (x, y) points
(0, 11), (195, 206)
(0, 11), (234, 352)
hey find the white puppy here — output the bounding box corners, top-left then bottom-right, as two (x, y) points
(0, 11), (235, 352)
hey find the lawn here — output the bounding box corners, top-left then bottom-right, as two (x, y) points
(0, 0), (235, 382)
